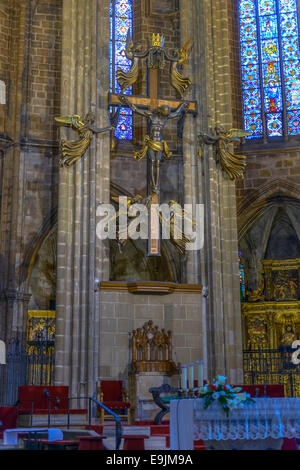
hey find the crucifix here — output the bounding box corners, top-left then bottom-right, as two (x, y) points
(109, 33), (196, 256)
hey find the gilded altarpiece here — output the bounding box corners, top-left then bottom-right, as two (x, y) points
(26, 311), (55, 385)
(242, 259), (300, 397)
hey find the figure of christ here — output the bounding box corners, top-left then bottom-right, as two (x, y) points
(119, 94), (189, 194)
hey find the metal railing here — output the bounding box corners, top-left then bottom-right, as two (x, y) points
(243, 347), (300, 397)
(17, 395), (123, 450)
(89, 397), (122, 451)
(0, 339), (54, 405)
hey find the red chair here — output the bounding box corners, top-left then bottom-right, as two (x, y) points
(234, 384), (285, 398)
(97, 380), (131, 424)
(0, 407), (18, 439)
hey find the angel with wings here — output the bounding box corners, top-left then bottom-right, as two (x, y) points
(198, 126), (251, 180)
(55, 111), (119, 167)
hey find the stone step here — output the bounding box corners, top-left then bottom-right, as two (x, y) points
(18, 413), (88, 428)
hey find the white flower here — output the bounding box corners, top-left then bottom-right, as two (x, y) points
(217, 375), (227, 384)
(212, 392), (220, 400)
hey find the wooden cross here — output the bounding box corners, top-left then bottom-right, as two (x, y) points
(109, 68), (196, 256)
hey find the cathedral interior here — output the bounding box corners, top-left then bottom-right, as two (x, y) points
(1, 0), (300, 427)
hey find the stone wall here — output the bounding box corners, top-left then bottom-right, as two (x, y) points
(98, 290), (203, 380)
(24, 0), (62, 140)
(237, 148), (300, 214)
(0, 0), (61, 341)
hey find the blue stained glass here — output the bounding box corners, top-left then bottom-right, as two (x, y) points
(241, 40), (259, 63)
(266, 112), (283, 136)
(282, 36), (300, 60)
(264, 85), (282, 112)
(110, 0), (133, 140)
(280, 12), (298, 36)
(242, 64), (260, 88)
(244, 88), (262, 112)
(279, 0), (297, 13)
(262, 60), (281, 86)
(285, 81), (300, 109)
(115, 42), (132, 66)
(290, 80), (300, 108)
(240, 0), (256, 17)
(284, 59), (300, 83)
(244, 113), (263, 138)
(115, 17), (131, 40)
(240, 16), (258, 40)
(287, 110), (300, 134)
(115, 109), (133, 140)
(258, 0), (276, 15)
(116, 0), (132, 17)
(239, 0), (300, 138)
(260, 15), (278, 39)
(261, 39), (280, 61)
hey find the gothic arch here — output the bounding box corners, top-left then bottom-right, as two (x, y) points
(21, 208), (57, 292)
(238, 181), (300, 291)
(238, 178), (300, 238)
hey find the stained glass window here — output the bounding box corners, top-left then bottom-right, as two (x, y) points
(238, 251), (246, 299)
(110, 0), (133, 140)
(239, 0), (300, 139)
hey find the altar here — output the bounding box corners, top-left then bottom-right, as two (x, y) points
(170, 398), (300, 450)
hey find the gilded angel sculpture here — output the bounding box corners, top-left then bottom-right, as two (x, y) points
(170, 38), (193, 98)
(198, 126), (251, 180)
(55, 112), (118, 167)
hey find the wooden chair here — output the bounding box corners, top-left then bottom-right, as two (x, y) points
(97, 380), (131, 424)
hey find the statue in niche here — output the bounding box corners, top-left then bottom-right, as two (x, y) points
(247, 316), (268, 348)
(280, 323), (297, 347)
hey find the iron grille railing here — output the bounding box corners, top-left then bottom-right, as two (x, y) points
(0, 339), (54, 405)
(243, 347), (300, 397)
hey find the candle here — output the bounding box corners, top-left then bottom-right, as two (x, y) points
(178, 363), (182, 390)
(183, 366), (188, 391)
(188, 363), (194, 391)
(200, 360), (204, 387)
(195, 360), (200, 389)
(191, 364), (194, 391)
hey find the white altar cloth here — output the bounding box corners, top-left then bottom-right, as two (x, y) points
(3, 427), (64, 446)
(170, 398), (300, 450)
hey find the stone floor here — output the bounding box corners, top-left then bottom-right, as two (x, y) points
(0, 424), (170, 450)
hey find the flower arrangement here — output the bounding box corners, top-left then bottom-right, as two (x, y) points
(199, 376), (255, 416)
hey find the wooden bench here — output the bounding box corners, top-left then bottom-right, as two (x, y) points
(39, 439), (79, 450)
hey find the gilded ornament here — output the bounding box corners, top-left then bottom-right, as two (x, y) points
(55, 113), (116, 167)
(198, 126), (251, 180)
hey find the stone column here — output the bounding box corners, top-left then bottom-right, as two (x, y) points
(180, 0), (201, 285)
(0, 1), (30, 345)
(181, 0), (243, 383)
(55, 0), (111, 398)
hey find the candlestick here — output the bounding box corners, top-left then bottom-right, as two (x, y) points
(183, 366), (188, 392)
(200, 360), (204, 387)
